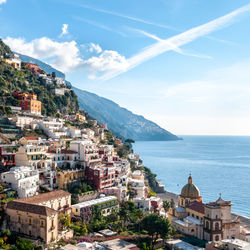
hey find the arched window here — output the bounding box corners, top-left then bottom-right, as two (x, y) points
(215, 222), (219, 231)
(215, 235), (219, 241)
(206, 221), (209, 229)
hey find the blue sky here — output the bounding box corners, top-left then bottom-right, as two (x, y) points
(1, 0), (250, 135)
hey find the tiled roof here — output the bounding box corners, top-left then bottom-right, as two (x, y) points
(16, 190), (71, 204)
(7, 201), (57, 216)
(23, 136), (38, 140)
(186, 201), (205, 214)
(61, 149), (77, 154)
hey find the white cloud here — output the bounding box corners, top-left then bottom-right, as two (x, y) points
(82, 50), (128, 79)
(60, 24), (68, 36)
(0, 0), (6, 5)
(100, 4), (250, 81)
(4, 36), (127, 77)
(4, 36), (82, 72)
(88, 43), (102, 54)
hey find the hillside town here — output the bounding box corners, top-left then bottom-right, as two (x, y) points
(0, 45), (250, 250)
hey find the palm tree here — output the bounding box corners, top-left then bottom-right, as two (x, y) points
(163, 200), (171, 217)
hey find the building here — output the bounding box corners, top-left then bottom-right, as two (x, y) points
(75, 113), (86, 122)
(178, 175), (202, 208)
(25, 63), (43, 75)
(102, 186), (129, 202)
(51, 88), (68, 96)
(99, 238), (139, 250)
(13, 92), (42, 115)
(15, 144), (49, 168)
(15, 190), (71, 215)
(19, 136), (42, 145)
(206, 239), (250, 250)
(57, 168), (84, 189)
(170, 175), (203, 220)
(85, 164), (116, 190)
(204, 195), (240, 242)
(53, 77), (66, 86)
(6, 190), (73, 244)
(72, 195), (119, 222)
(1, 166), (39, 198)
(166, 239), (203, 250)
(38, 118), (67, 139)
(6, 201), (58, 244)
(11, 116), (34, 129)
(0, 146), (16, 168)
(2, 54), (21, 70)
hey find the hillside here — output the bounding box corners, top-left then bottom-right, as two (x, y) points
(0, 39), (79, 116)
(17, 53), (65, 79)
(74, 87), (179, 141)
(17, 48), (179, 141)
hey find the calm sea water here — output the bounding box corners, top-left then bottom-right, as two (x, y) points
(133, 136), (250, 218)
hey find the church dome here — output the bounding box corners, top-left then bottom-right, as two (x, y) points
(181, 175), (200, 199)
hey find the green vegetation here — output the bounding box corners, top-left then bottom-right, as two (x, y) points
(0, 39), (79, 116)
(141, 213), (171, 249)
(0, 230), (39, 250)
(163, 200), (171, 215)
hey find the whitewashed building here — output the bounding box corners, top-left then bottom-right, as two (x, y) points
(1, 166), (39, 198)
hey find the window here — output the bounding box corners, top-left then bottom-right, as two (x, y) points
(215, 222), (219, 231)
(29, 218), (32, 225)
(40, 220), (44, 227)
(18, 216), (21, 223)
(206, 221), (209, 229)
(29, 230), (31, 236)
(215, 235), (219, 241)
(51, 220), (54, 227)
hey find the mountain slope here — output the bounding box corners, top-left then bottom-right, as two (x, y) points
(0, 40), (79, 116)
(74, 87), (179, 141)
(18, 52), (179, 141)
(17, 53), (65, 78)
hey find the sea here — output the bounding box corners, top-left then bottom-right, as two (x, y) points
(133, 136), (250, 218)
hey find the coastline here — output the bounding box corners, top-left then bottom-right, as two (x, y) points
(156, 187), (250, 229)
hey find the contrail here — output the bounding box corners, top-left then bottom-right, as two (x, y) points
(100, 4), (250, 81)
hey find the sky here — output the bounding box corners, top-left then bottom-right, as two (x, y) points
(1, 0), (250, 135)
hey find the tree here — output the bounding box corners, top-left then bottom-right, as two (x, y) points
(170, 198), (175, 208)
(141, 214), (171, 248)
(163, 200), (171, 216)
(13, 237), (35, 250)
(125, 138), (135, 143)
(79, 221), (88, 236)
(59, 214), (71, 230)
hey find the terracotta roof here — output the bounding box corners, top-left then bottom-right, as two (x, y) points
(23, 137), (38, 140)
(61, 149), (77, 154)
(7, 201), (57, 216)
(16, 190), (71, 204)
(186, 201), (205, 214)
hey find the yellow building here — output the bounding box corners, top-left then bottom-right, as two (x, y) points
(57, 169), (85, 189)
(178, 175), (202, 208)
(76, 113), (86, 122)
(2, 55), (21, 70)
(7, 201), (58, 244)
(6, 190), (73, 245)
